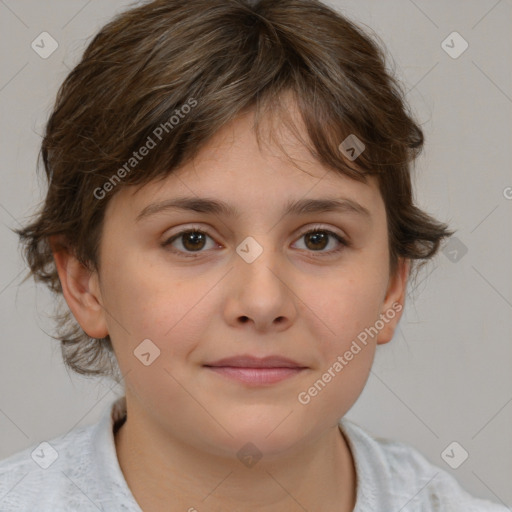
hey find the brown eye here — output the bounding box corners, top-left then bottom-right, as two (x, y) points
(163, 229), (215, 256)
(162, 226), (348, 259)
(304, 231), (329, 251)
(180, 231), (207, 251)
(294, 228), (348, 256)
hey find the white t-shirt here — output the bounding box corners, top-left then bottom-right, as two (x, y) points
(0, 396), (508, 511)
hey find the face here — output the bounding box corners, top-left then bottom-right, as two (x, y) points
(64, 103), (407, 459)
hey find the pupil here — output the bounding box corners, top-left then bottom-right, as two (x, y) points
(184, 232), (205, 251)
(307, 232), (327, 250)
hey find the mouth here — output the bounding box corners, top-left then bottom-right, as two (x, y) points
(203, 355), (308, 385)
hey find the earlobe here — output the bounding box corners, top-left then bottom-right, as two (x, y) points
(376, 258), (410, 345)
(50, 236), (109, 339)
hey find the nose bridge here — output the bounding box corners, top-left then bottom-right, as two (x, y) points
(229, 232), (295, 321)
(235, 232), (281, 283)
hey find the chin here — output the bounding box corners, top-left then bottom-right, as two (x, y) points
(217, 415), (310, 455)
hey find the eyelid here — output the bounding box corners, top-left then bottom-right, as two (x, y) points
(298, 223), (347, 240)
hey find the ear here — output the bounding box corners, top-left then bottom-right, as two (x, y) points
(50, 236), (109, 339)
(376, 257), (409, 345)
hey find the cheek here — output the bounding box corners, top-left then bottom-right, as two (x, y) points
(101, 251), (216, 362)
(305, 266), (388, 348)
(294, 272), (384, 421)
(295, 255), (388, 409)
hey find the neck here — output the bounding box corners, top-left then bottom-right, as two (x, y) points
(114, 402), (356, 512)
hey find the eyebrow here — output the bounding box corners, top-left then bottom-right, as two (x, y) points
(135, 196), (371, 222)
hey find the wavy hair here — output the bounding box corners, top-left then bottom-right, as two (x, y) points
(15, 0), (453, 381)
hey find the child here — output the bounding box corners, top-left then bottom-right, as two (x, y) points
(0, 0), (507, 510)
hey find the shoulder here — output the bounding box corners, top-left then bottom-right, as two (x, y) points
(340, 419), (509, 512)
(0, 423), (97, 511)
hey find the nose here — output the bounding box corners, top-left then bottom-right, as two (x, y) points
(224, 237), (298, 332)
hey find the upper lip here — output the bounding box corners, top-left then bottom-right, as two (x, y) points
(204, 355), (307, 369)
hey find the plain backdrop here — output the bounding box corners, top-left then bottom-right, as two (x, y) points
(0, 0), (511, 507)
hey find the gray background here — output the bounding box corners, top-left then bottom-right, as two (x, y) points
(1, 0), (511, 507)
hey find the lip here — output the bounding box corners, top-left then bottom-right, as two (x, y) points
(204, 354), (306, 369)
(205, 366), (305, 385)
(203, 355), (308, 385)
(204, 354), (306, 368)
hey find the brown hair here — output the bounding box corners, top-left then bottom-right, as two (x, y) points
(15, 0), (453, 381)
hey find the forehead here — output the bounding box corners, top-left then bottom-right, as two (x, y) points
(108, 105), (382, 221)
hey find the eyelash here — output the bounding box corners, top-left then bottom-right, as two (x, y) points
(162, 225), (349, 259)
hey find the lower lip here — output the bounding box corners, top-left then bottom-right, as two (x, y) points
(205, 366), (305, 385)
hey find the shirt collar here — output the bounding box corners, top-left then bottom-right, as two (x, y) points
(89, 395), (142, 511)
(90, 396), (380, 512)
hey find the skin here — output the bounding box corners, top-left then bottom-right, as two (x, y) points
(52, 100), (409, 512)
